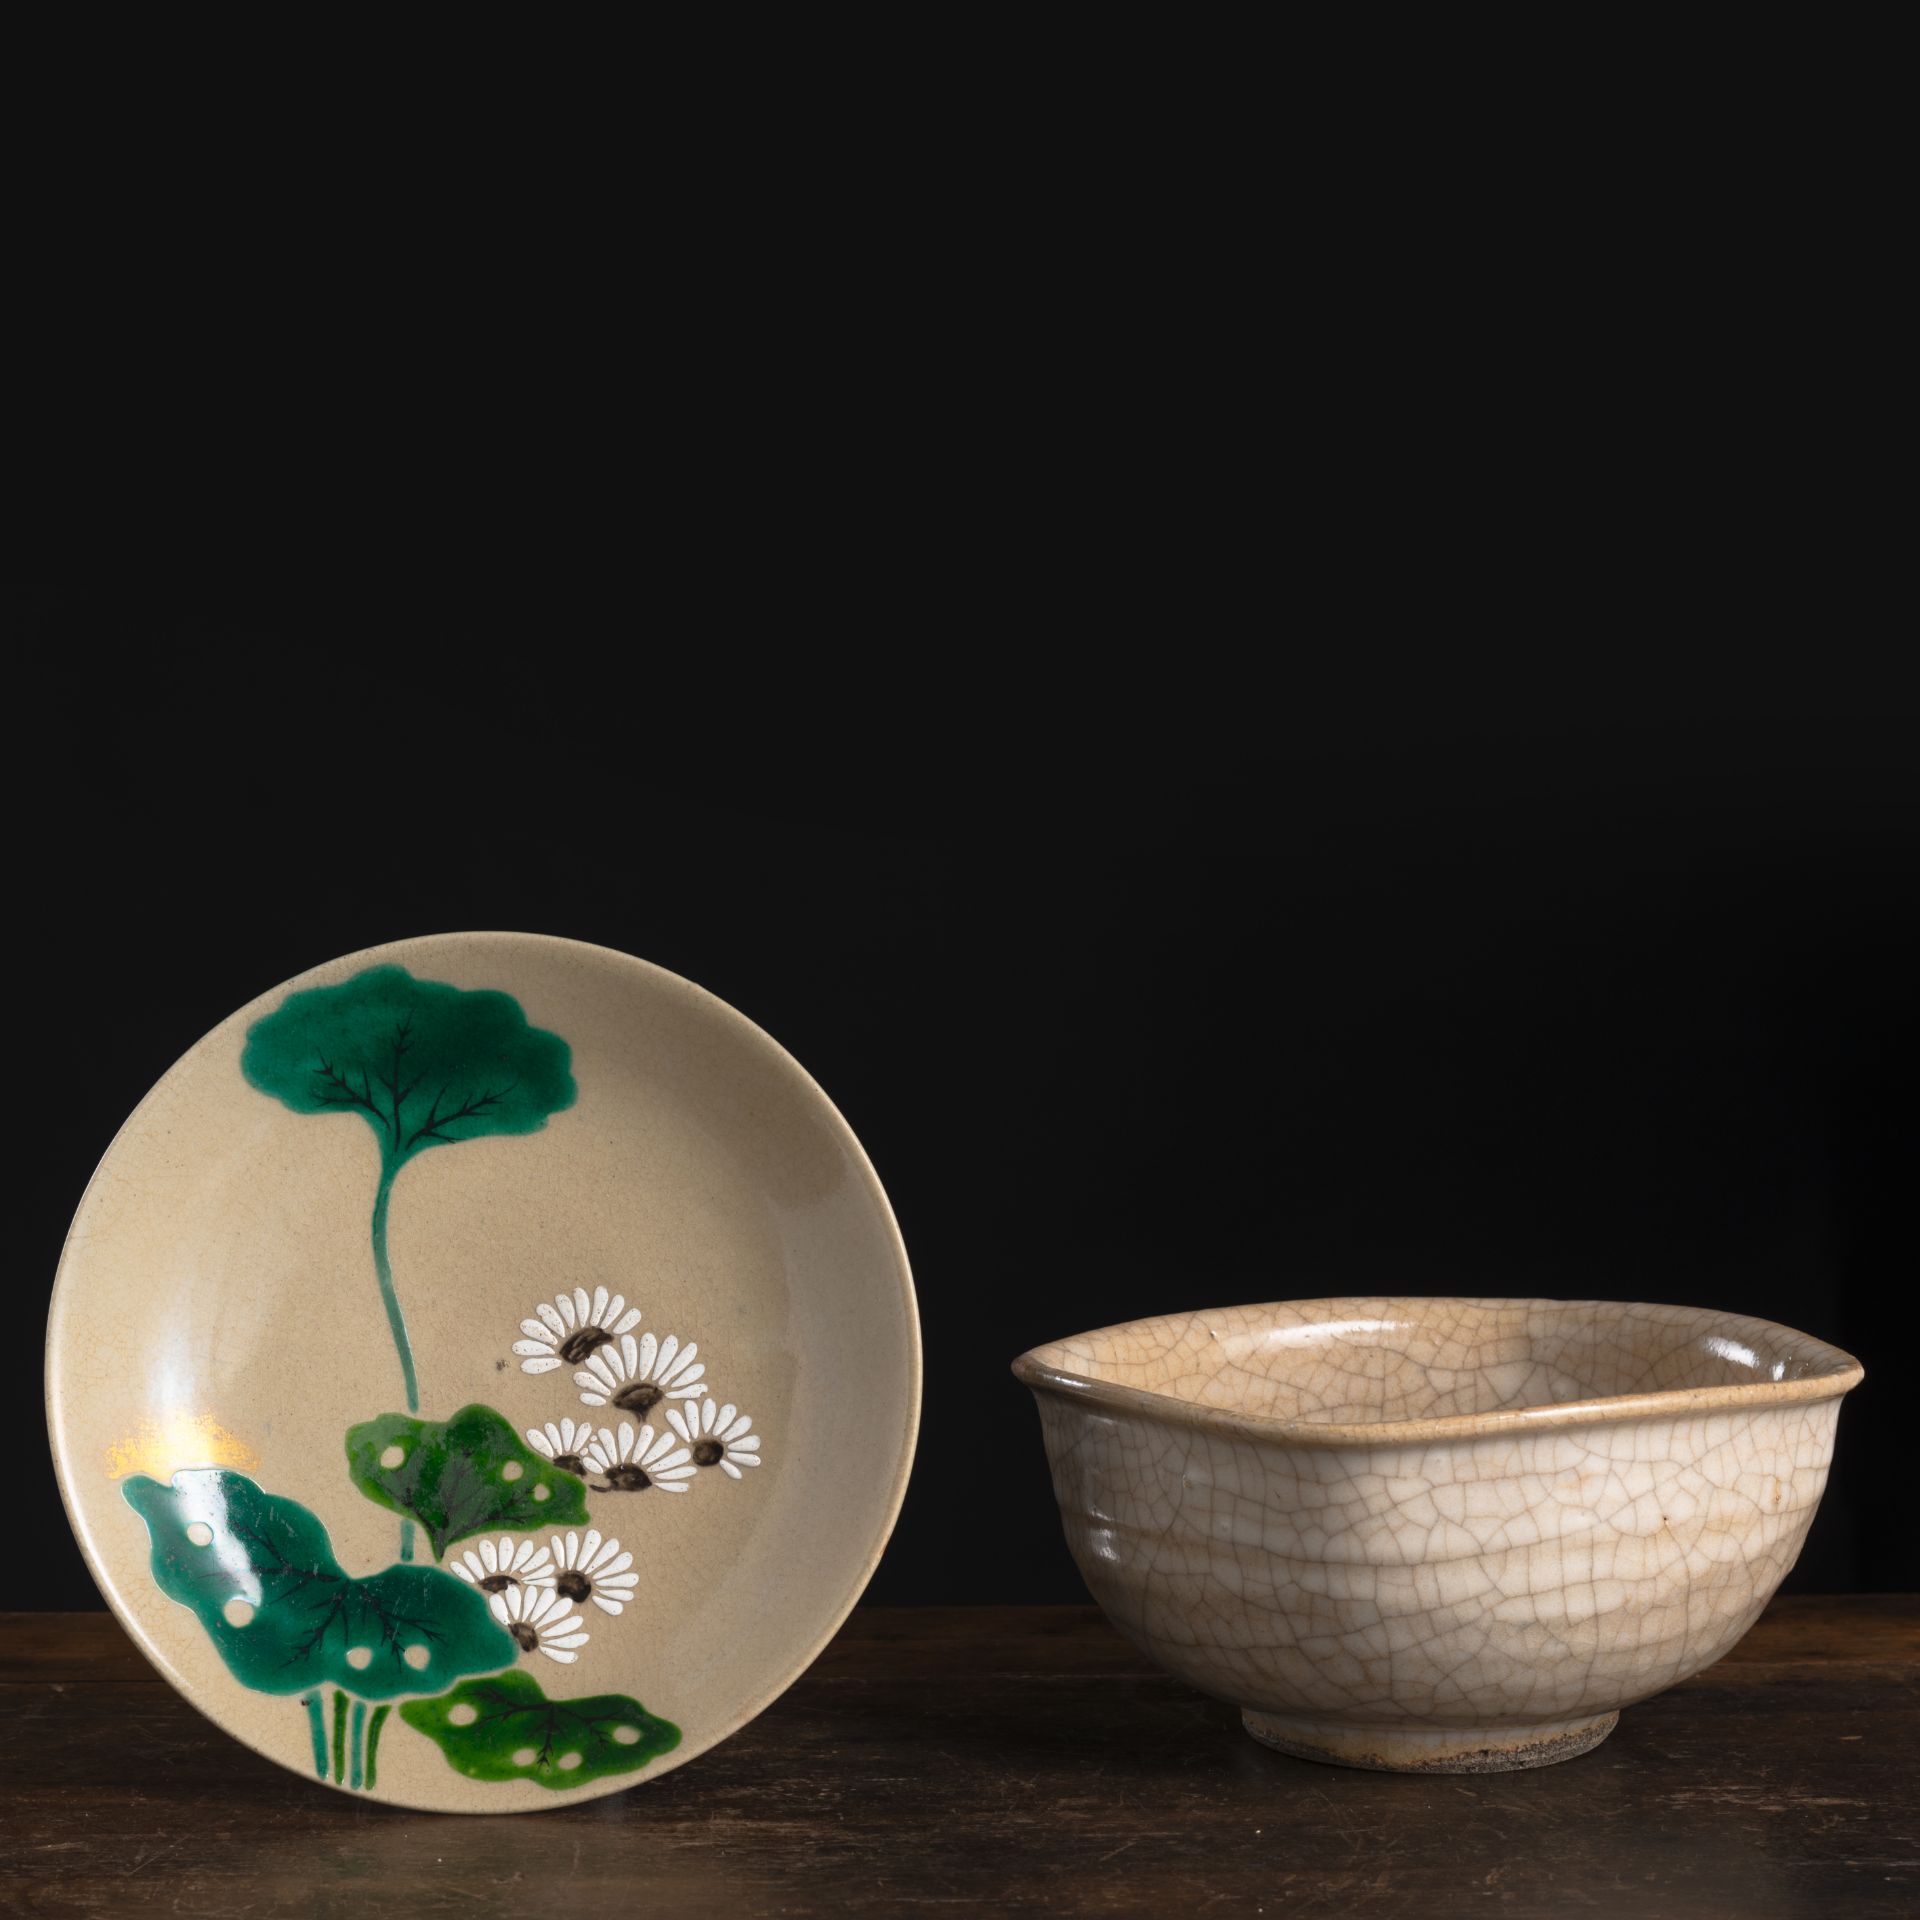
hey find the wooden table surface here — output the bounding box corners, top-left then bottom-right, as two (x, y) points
(2, 1598), (1913, 1919)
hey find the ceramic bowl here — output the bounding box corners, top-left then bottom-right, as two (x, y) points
(1014, 1297), (1861, 1773)
(47, 932), (919, 1811)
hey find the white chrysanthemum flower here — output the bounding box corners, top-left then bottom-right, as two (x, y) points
(574, 1331), (706, 1417)
(547, 1527), (639, 1615)
(513, 1286), (641, 1375)
(524, 1417), (596, 1477)
(668, 1399), (764, 1480)
(450, 1534), (556, 1595)
(489, 1583), (591, 1664)
(582, 1421), (696, 1494)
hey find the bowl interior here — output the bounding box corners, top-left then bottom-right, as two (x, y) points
(1025, 1297), (1859, 1429)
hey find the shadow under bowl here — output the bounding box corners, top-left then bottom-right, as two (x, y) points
(1013, 1297), (1862, 1773)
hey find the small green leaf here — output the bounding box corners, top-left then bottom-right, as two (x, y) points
(346, 1403), (588, 1558)
(401, 1670), (680, 1788)
(123, 1470), (516, 1699)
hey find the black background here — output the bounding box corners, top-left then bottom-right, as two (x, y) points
(22, 631), (1919, 1605)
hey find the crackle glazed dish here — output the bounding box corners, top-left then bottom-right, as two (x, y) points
(1015, 1298), (1861, 1773)
(46, 932), (919, 1812)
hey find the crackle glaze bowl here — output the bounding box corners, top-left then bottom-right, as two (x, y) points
(1015, 1298), (1861, 1773)
(47, 932), (919, 1812)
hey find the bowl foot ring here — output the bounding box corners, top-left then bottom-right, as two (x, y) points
(1241, 1707), (1619, 1773)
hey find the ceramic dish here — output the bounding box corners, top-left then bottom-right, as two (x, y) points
(1014, 1297), (1861, 1772)
(47, 932), (919, 1812)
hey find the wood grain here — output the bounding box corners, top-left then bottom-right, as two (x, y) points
(1, 1599), (1913, 1919)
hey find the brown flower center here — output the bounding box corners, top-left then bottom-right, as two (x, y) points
(611, 1382), (663, 1416)
(552, 1452), (586, 1476)
(692, 1439), (725, 1468)
(555, 1569), (592, 1603)
(599, 1463), (653, 1492)
(508, 1622), (539, 1653)
(477, 1573), (518, 1594)
(559, 1326), (614, 1366)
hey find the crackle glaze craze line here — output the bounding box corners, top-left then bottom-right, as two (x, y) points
(1018, 1298), (1861, 1773)
(1029, 1298), (1858, 1439)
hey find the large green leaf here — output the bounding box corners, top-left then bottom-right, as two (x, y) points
(123, 1470), (516, 1699)
(401, 1670), (680, 1788)
(346, 1403), (589, 1558)
(240, 965), (576, 1167)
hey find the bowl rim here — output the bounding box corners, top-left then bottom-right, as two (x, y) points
(1011, 1296), (1864, 1448)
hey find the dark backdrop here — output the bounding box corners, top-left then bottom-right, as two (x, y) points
(23, 670), (1918, 1604)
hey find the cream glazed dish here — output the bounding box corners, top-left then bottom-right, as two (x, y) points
(46, 933), (919, 1812)
(1014, 1298), (1862, 1773)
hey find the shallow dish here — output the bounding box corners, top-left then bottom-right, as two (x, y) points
(47, 932), (919, 1811)
(1015, 1297), (1861, 1772)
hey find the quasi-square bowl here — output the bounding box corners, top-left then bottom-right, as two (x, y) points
(1014, 1297), (1862, 1772)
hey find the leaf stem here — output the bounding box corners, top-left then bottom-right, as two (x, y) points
(365, 1705), (391, 1791)
(370, 1159), (418, 1412)
(370, 1155), (420, 1561)
(332, 1689), (348, 1784)
(302, 1692), (327, 1778)
(349, 1699), (368, 1789)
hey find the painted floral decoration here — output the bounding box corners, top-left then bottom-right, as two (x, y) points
(516, 1287), (642, 1374)
(548, 1529), (639, 1615)
(580, 1420), (697, 1493)
(491, 1583), (593, 1664)
(451, 1535), (556, 1594)
(574, 1330), (707, 1415)
(128, 966), (769, 1798)
(668, 1399), (763, 1478)
(526, 1417), (598, 1477)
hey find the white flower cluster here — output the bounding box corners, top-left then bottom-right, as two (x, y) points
(496, 1287), (764, 1662)
(450, 1529), (636, 1664)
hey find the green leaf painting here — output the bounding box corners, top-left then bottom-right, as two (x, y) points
(346, 1403), (589, 1559)
(241, 965), (575, 1418)
(118, 956), (740, 1799)
(123, 1470), (515, 1699)
(242, 964), (574, 1558)
(402, 1670), (680, 1788)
